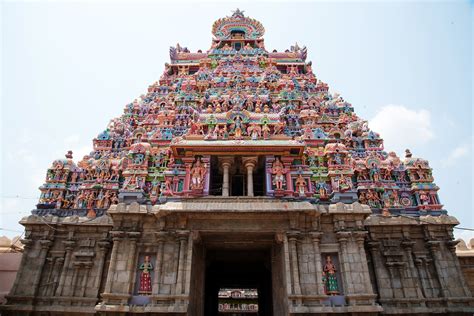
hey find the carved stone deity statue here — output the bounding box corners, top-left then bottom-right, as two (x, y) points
(419, 191), (430, 205)
(323, 255), (339, 295)
(190, 157), (206, 190)
(271, 158), (287, 190)
(369, 163), (380, 182)
(138, 255), (153, 295)
(295, 174), (306, 196)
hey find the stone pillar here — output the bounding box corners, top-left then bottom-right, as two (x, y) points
(184, 232), (195, 296)
(43, 257), (54, 297)
(368, 241), (393, 299)
(283, 234), (293, 297)
(287, 231), (302, 296)
(336, 231), (353, 294)
(446, 240), (472, 297)
(242, 157), (257, 197)
(32, 239), (52, 298)
(182, 157), (194, 192)
(285, 171), (293, 193)
(126, 232), (140, 294)
(414, 257), (428, 298)
(50, 257), (63, 297)
(354, 232), (374, 294)
(71, 263), (80, 297)
(310, 232), (325, 295)
(56, 240), (75, 296)
(175, 230), (189, 296)
(80, 262), (93, 297)
(104, 231), (123, 294)
(246, 164), (254, 197)
(401, 240), (424, 299)
(219, 157), (233, 197)
(93, 241), (110, 297)
(426, 240), (449, 298)
(152, 231), (167, 295)
(222, 161), (231, 197)
(282, 160), (293, 193)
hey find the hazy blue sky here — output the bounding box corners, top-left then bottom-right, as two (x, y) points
(1, 1), (472, 240)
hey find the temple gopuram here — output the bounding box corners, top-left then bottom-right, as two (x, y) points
(3, 9), (473, 316)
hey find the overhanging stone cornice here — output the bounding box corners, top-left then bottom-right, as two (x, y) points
(152, 197), (316, 213)
(364, 214), (460, 226)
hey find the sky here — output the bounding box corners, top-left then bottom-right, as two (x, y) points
(1, 1), (473, 241)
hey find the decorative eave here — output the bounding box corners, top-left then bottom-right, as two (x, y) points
(364, 214), (459, 226)
(153, 198), (316, 213)
(170, 139), (305, 157)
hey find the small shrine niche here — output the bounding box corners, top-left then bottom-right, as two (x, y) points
(189, 156), (207, 192)
(121, 142), (151, 192)
(135, 254), (155, 296)
(267, 156), (290, 196)
(322, 254), (343, 296)
(324, 143), (356, 203)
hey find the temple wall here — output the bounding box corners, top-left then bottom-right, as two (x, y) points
(365, 215), (473, 314)
(457, 240), (474, 295)
(2, 202), (474, 315)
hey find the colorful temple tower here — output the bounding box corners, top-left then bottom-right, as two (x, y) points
(2, 9), (473, 315)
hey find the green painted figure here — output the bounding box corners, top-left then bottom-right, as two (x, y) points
(323, 255), (339, 295)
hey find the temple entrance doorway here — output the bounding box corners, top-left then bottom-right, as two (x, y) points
(204, 248), (273, 316)
(189, 232), (288, 316)
(196, 232), (275, 316)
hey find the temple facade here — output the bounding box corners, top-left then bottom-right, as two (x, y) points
(2, 10), (473, 315)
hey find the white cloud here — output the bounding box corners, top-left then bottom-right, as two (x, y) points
(75, 145), (93, 161)
(64, 134), (81, 145)
(441, 143), (470, 167)
(370, 105), (434, 156)
(53, 134), (92, 162)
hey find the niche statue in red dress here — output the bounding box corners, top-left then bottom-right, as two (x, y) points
(138, 255), (153, 295)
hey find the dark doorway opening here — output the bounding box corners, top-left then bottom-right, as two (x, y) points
(209, 156), (222, 196)
(204, 249), (273, 316)
(234, 42), (242, 51)
(209, 156), (266, 197)
(253, 157), (266, 196)
(231, 174), (244, 196)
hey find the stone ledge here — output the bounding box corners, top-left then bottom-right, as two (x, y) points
(19, 213), (113, 226)
(0, 304), (96, 314)
(364, 214), (459, 226)
(95, 303), (187, 313)
(328, 202), (371, 214)
(108, 201), (149, 214)
(153, 199), (317, 213)
(289, 304), (383, 314)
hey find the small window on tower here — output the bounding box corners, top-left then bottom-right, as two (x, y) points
(234, 42), (242, 51)
(231, 30), (245, 39)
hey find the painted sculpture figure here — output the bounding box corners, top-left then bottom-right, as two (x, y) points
(190, 157), (206, 190)
(295, 174), (306, 196)
(323, 255), (339, 295)
(271, 158), (287, 190)
(138, 256), (153, 295)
